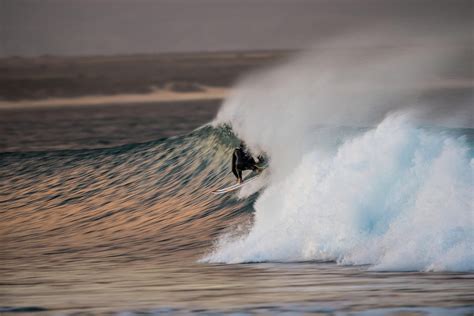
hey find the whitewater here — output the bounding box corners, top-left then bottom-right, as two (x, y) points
(204, 114), (473, 271)
(203, 35), (473, 272)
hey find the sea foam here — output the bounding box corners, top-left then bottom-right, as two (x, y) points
(204, 115), (473, 271)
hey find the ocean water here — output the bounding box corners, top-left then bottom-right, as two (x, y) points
(1, 103), (473, 315)
(0, 100), (221, 152)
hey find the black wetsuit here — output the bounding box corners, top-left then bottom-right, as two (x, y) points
(232, 147), (258, 182)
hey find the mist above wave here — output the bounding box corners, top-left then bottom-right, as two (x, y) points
(207, 32), (473, 271)
(215, 32), (472, 175)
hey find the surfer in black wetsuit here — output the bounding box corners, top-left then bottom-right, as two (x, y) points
(232, 141), (262, 184)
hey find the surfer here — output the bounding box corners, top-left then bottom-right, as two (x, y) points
(232, 141), (262, 184)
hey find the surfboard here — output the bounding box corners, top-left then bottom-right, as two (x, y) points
(211, 163), (268, 195)
(211, 174), (261, 195)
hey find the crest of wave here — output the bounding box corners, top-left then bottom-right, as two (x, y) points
(204, 32), (473, 271)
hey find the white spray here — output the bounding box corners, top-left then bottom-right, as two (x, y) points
(206, 32), (473, 271)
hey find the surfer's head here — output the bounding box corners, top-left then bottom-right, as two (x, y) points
(240, 141), (246, 149)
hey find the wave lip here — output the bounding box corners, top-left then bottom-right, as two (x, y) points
(202, 115), (474, 272)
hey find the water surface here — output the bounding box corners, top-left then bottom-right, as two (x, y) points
(1, 103), (473, 315)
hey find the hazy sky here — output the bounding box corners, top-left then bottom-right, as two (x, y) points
(1, 0), (472, 57)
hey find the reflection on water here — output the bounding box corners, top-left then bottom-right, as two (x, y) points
(2, 260), (473, 315)
(0, 100), (220, 152)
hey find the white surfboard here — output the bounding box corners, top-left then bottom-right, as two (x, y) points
(211, 174), (261, 195)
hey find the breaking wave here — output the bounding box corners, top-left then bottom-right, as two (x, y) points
(202, 34), (473, 272)
(202, 115), (474, 271)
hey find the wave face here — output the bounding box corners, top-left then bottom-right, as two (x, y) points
(0, 126), (255, 265)
(203, 35), (474, 271)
